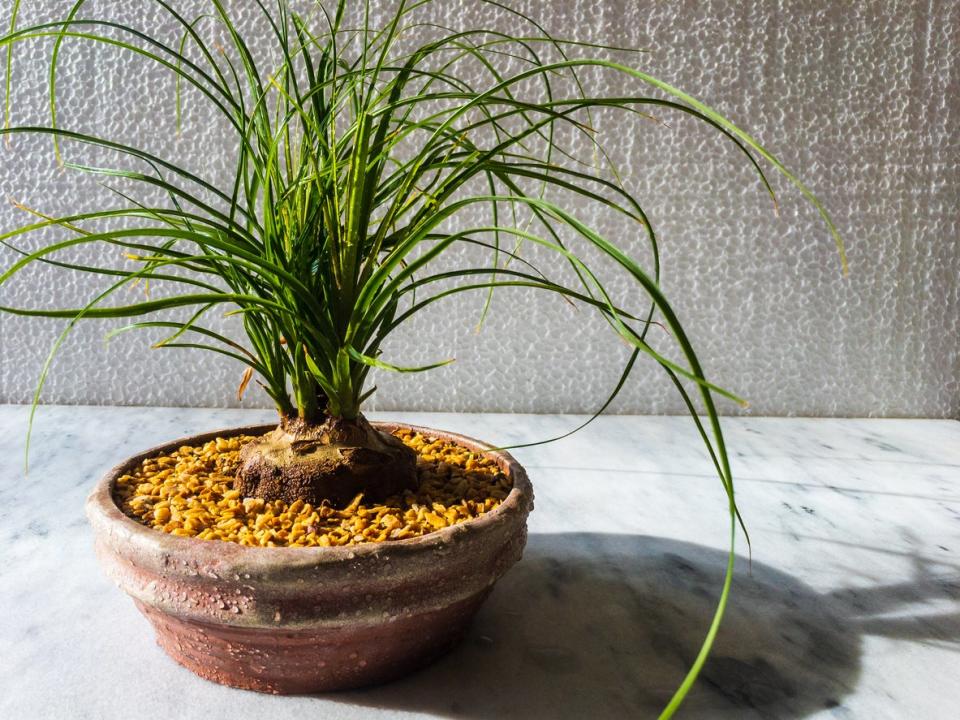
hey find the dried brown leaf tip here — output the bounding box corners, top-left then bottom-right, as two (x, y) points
(237, 367), (254, 401)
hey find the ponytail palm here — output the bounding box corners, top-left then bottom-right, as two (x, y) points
(1, 1), (843, 716)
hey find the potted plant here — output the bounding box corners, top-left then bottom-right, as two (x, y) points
(0, 0), (844, 715)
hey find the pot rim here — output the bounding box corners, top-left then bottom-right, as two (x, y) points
(86, 421), (532, 564)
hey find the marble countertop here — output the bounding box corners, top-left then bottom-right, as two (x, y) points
(0, 406), (957, 719)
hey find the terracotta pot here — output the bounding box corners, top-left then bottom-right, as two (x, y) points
(86, 422), (533, 694)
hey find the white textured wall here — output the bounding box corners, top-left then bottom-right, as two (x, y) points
(0, 1), (957, 418)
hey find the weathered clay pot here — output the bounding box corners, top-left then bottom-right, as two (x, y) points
(86, 422), (533, 694)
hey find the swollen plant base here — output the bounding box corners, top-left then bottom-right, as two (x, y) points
(86, 422), (533, 694)
(235, 415), (419, 507)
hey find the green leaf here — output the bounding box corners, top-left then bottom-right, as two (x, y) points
(345, 345), (454, 374)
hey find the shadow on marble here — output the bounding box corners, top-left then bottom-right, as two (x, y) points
(331, 532), (959, 719)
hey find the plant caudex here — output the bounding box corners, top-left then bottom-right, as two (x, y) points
(0, 1), (843, 716)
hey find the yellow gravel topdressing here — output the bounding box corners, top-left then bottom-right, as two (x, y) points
(114, 428), (512, 547)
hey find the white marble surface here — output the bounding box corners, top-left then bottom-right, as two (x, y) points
(0, 406), (958, 719)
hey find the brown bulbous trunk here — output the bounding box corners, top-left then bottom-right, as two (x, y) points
(234, 414), (418, 507)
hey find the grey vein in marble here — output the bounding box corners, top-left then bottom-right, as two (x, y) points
(0, 406), (958, 719)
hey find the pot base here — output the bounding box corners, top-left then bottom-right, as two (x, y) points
(89, 422), (532, 696)
(136, 590), (490, 694)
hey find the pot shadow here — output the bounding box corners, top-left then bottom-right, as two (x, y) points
(332, 532), (960, 719)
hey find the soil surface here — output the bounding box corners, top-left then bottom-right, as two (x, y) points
(114, 428), (512, 547)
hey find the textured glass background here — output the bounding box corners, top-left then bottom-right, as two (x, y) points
(1, 0), (956, 418)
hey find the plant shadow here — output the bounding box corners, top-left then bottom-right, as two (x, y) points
(333, 532), (960, 719)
